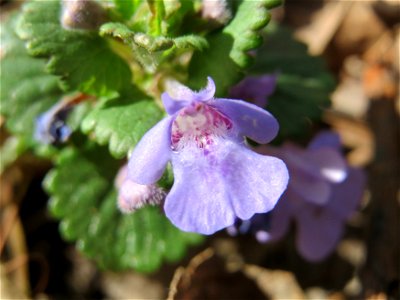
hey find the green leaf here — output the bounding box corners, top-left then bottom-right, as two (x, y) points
(188, 0), (281, 95)
(100, 22), (174, 52)
(16, 0), (132, 97)
(44, 143), (203, 272)
(113, 0), (141, 20)
(189, 33), (241, 96)
(81, 90), (164, 158)
(100, 22), (207, 52)
(173, 35), (208, 51)
(0, 14), (63, 141)
(163, 0), (196, 35)
(147, 0), (166, 36)
(100, 22), (207, 73)
(223, 0), (277, 67)
(253, 24), (336, 139)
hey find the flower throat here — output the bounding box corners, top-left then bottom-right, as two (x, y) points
(171, 102), (232, 151)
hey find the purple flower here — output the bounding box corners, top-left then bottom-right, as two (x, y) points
(227, 213), (271, 242)
(254, 131), (366, 261)
(115, 165), (165, 214)
(229, 74), (277, 108)
(35, 94), (93, 145)
(35, 101), (72, 145)
(127, 77), (289, 235)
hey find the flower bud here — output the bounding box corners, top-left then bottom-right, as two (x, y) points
(61, 0), (107, 30)
(201, 0), (231, 25)
(115, 166), (165, 214)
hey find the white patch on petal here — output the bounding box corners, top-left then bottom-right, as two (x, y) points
(321, 167), (347, 183)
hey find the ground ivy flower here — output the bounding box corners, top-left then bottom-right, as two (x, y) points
(250, 131), (366, 261)
(128, 77), (289, 235)
(34, 93), (91, 145)
(115, 165), (165, 214)
(35, 101), (72, 145)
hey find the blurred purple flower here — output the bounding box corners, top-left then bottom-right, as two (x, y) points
(252, 131), (366, 261)
(227, 213), (272, 242)
(35, 101), (72, 145)
(128, 77), (289, 235)
(35, 94), (92, 145)
(115, 165), (165, 214)
(229, 74), (277, 108)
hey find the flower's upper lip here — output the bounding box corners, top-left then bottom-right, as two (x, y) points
(162, 77), (216, 115)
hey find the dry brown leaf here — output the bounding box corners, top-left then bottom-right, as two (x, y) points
(243, 264), (305, 300)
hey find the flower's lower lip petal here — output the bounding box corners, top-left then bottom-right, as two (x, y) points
(211, 98), (279, 144)
(327, 167), (366, 218)
(164, 153), (235, 235)
(290, 170), (331, 205)
(265, 191), (295, 242)
(295, 206), (344, 262)
(164, 139), (289, 235)
(128, 116), (173, 185)
(226, 147), (289, 220)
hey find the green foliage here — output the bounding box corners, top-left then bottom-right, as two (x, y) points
(113, 0), (196, 36)
(81, 90), (164, 158)
(100, 22), (207, 52)
(173, 35), (208, 51)
(100, 22), (173, 51)
(223, 0), (277, 67)
(147, 0), (166, 35)
(163, 0), (195, 35)
(189, 0), (281, 96)
(113, 0), (141, 20)
(0, 15), (63, 141)
(253, 24), (335, 140)
(16, 0), (132, 97)
(100, 21), (207, 74)
(44, 143), (202, 272)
